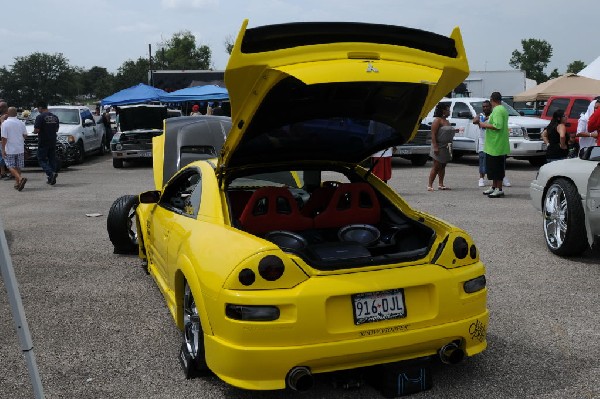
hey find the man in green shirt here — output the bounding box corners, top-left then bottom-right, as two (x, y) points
(474, 91), (509, 198)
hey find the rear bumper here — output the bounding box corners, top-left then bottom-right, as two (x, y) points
(202, 262), (488, 390)
(205, 311), (488, 390)
(111, 149), (152, 160)
(394, 145), (430, 156)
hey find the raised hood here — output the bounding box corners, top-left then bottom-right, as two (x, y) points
(118, 104), (167, 132)
(221, 20), (469, 172)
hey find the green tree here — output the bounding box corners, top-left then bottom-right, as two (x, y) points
(224, 35), (235, 55)
(81, 66), (114, 100)
(509, 39), (553, 84)
(114, 57), (150, 91)
(1, 52), (77, 106)
(566, 60), (586, 74)
(155, 30), (211, 70)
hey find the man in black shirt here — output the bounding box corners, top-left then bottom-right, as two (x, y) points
(34, 100), (60, 185)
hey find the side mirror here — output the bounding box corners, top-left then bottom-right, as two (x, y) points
(139, 190), (161, 204)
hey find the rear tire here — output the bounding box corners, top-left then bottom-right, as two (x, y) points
(107, 195), (139, 254)
(542, 178), (588, 256)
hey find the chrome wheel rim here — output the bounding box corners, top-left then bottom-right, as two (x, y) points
(183, 284), (201, 358)
(127, 206), (138, 244)
(543, 184), (568, 250)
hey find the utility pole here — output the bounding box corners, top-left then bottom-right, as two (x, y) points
(148, 44), (153, 86)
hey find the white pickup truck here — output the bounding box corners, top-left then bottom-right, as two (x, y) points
(422, 97), (549, 166)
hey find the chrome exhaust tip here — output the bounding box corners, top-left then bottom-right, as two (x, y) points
(439, 342), (465, 365)
(286, 366), (314, 391)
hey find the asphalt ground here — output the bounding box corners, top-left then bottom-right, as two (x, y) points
(0, 153), (599, 399)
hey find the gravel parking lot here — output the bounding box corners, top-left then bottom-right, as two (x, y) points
(1, 154), (599, 399)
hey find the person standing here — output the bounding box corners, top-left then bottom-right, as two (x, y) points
(1, 107), (28, 190)
(585, 98), (600, 146)
(575, 97), (599, 154)
(0, 101), (10, 179)
(475, 100), (492, 187)
(427, 103), (455, 191)
(474, 92), (509, 198)
(102, 106), (113, 151)
(541, 109), (568, 162)
(34, 100), (60, 185)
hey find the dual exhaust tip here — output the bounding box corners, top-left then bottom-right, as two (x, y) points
(286, 366), (314, 391)
(286, 342), (463, 392)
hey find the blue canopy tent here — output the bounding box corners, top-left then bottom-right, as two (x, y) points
(101, 83), (168, 106)
(158, 85), (229, 102)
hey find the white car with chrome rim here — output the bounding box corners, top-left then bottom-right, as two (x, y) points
(530, 146), (600, 256)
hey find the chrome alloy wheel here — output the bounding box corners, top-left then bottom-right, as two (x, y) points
(543, 184), (567, 250)
(126, 205), (138, 245)
(183, 283), (201, 359)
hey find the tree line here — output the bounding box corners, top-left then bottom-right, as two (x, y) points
(0, 33), (588, 107)
(0, 30), (214, 107)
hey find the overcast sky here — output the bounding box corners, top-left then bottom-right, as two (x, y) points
(1, 0), (598, 76)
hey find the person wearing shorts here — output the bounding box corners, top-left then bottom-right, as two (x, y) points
(1, 107), (28, 190)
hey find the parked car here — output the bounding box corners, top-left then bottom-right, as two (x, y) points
(110, 105), (168, 168)
(540, 95), (594, 137)
(529, 145), (600, 256)
(423, 97), (549, 166)
(106, 20), (488, 392)
(25, 105), (106, 164)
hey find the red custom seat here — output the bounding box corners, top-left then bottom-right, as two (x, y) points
(239, 187), (314, 235)
(313, 182), (380, 229)
(300, 186), (336, 217)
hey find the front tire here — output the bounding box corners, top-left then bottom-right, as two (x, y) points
(107, 194), (139, 254)
(542, 178), (588, 256)
(180, 281), (209, 378)
(75, 141), (85, 164)
(112, 158), (124, 168)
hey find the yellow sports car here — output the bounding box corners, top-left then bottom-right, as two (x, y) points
(107, 20), (488, 392)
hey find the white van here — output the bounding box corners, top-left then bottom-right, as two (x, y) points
(423, 97), (549, 166)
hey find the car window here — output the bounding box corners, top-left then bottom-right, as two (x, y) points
(159, 169), (202, 217)
(81, 110), (95, 124)
(451, 102), (471, 118)
(570, 99), (591, 118)
(546, 98), (569, 117)
(50, 109), (80, 124)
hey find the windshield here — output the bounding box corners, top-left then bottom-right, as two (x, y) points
(470, 101), (521, 117)
(49, 109), (80, 124)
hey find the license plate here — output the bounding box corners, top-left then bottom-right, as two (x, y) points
(397, 149), (412, 155)
(541, 143), (547, 150)
(352, 288), (406, 325)
(140, 151), (152, 157)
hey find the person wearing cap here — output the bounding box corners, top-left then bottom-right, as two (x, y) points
(190, 104), (201, 116)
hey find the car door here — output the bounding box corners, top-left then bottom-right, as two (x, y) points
(152, 169), (202, 285)
(80, 109), (100, 151)
(449, 100), (476, 152)
(586, 159), (600, 241)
